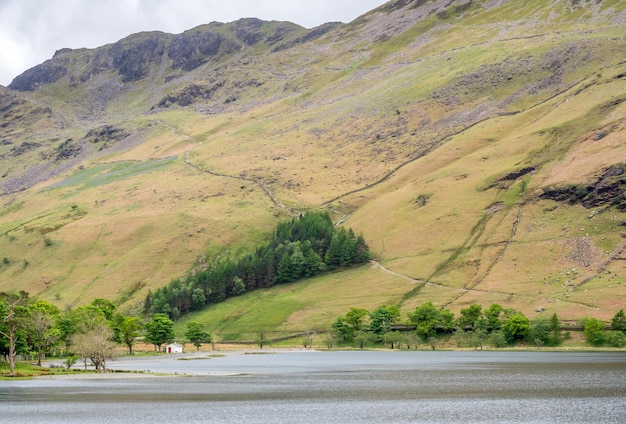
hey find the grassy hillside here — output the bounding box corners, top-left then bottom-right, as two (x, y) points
(1, 0), (626, 332)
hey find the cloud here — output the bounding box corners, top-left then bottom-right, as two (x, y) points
(0, 0), (387, 86)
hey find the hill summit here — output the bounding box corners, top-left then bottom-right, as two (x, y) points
(1, 0), (626, 327)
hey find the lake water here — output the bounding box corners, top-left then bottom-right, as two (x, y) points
(2, 350), (626, 423)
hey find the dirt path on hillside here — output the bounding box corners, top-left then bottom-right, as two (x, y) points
(154, 120), (299, 216)
(183, 151), (300, 217)
(371, 259), (532, 298)
(371, 258), (599, 311)
(321, 68), (592, 209)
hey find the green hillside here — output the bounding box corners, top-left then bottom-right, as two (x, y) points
(1, 0), (626, 335)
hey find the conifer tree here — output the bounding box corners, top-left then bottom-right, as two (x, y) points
(612, 309), (626, 333)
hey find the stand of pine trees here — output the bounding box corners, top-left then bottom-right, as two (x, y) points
(145, 212), (369, 320)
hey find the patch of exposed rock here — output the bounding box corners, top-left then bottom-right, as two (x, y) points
(540, 164), (626, 210)
(84, 125), (131, 150)
(7, 19), (308, 92)
(8, 56), (69, 91)
(7, 141), (41, 157)
(487, 167), (535, 190)
(54, 139), (81, 161)
(156, 82), (225, 108)
(273, 22), (343, 52)
(109, 32), (168, 82)
(169, 29), (238, 71)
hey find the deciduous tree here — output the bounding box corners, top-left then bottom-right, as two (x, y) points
(529, 318), (550, 349)
(353, 330), (373, 349)
(345, 308), (369, 332)
(489, 330), (507, 348)
(484, 304), (504, 331)
(70, 321), (117, 372)
(457, 304), (482, 330)
(369, 305), (400, 336)
(25, 300), (60, 366)
(145, 313), (175, 351)
(0, 292), (29, 377)
(581, 317), (606, 345)
(331, 316), (351, 342)
(117, 315), (143, 355)
(408, 302), (441, 342)
(383, 331), (405, 349)
(501, 312), (530, 343)
(185, 322), (212, 351)
(57, 305), (107, 351)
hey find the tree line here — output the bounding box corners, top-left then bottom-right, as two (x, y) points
(330, 302), (626, 350)
(4, 292), (626, 377)
(144, 211), (370, 320)
(1, 293), (134, 376)
(0, 292), (212, 377)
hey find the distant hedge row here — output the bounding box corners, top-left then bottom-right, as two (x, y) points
(145, 212), (370, 319)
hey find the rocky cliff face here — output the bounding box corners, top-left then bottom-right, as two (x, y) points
(7, 19), (310, 92)
(8, 55), (70, 91)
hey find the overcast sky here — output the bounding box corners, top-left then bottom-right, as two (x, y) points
(0, 0), (388, 86)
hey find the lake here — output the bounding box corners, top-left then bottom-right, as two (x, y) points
(2, 350), (625, 423)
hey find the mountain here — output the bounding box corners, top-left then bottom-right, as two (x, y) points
(1, 0), (625, 330)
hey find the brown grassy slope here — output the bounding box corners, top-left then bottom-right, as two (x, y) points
(347, 70), (626, 322)
(0, 0), (625, 325)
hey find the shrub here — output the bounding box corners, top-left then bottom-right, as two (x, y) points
(607, 331), (626, 348)
(581, 317), (606, 345)
(489, 331), (507, 348)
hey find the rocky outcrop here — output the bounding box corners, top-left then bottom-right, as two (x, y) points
(84, 125), (129, 143)
(10, 32), (169, 89)
(0, 87), (54, 139)
(6, 18), (313, 91)
(273, 22), (343, 52)
(51, 122), (130, 161)
(8, 57), (69, 91)
(230, 18), (266, 45)
(540, 164), (626, 209)
(157, 82), (225, 108)
(54, 138), (81, 161)
(8, 141), (41, 156)
(169, 29), (238, 71)
(487, 167), (535, 189)
(110, 32), (168, 82)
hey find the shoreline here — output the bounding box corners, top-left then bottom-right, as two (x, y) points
(32, 347), (626, 380)
(36, 348), (310, 379)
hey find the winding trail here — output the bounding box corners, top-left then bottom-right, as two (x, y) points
(321, 75), (589, 208)
(370, 257), (599, 311)
(184, 151), (290, 213)
(154, 119), (299, 216)
(371, 259), (533, 300)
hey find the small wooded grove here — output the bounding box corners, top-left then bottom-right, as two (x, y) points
(0, 292), (211, 377)
(331, 303), (626, 350)
(145, 212), (370, 320)
(0, 294), (141, 376)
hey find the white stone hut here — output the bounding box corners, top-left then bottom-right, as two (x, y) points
(165, 342), (183, 354)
